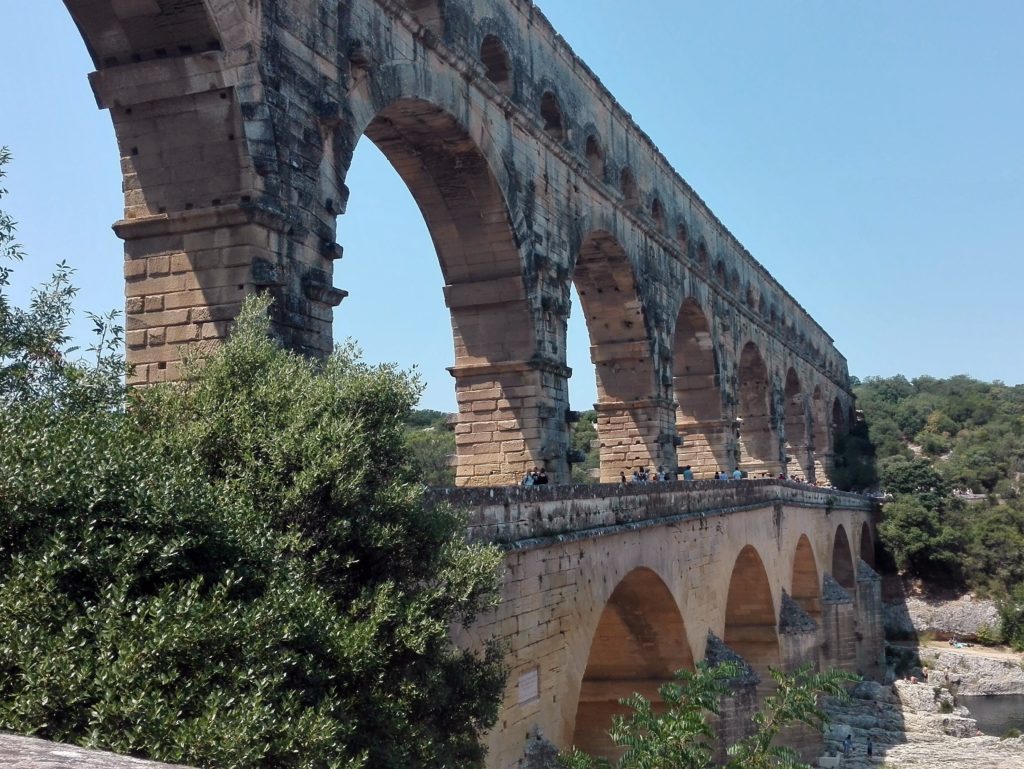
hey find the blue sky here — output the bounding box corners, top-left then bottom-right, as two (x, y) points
(1, 1), (1022, 411)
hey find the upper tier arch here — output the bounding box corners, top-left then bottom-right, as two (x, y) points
(65, 0), (856, 487)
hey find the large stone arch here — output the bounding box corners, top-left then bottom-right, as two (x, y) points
(783, 367), (811, 480)
(348, 98), (545, 486)
(724, 545), (781, 692)
(831, 524), (856, 592)
(791, 534), (822, 621)
(62, 0), (857, 495)
(831, 397), (846, 441)
(672, 297), (729, 478)
(571, 229), (671, 481)
(811, 385), (831, 481)
(737, 342), (778, 477)
(572, 567), (695, 759)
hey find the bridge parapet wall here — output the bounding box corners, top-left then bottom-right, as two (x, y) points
(427, 480), (875, 546)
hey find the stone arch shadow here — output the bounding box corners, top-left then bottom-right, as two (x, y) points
(568, 566), (695, 760)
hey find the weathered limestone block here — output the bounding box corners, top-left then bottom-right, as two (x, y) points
(778, 592), (824, 761)
(821, 574), (857, 673)
(855, 559), (885, 680)
(0, 734), (190, 769)
(705, 632), (759, 764)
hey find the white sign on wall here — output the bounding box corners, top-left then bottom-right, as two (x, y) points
(517, 666), (540, 705)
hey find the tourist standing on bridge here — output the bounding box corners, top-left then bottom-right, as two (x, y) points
(732, 467), (743, 480)
(682, 465), (694, 481)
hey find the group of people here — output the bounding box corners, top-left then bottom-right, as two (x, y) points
(520, 466), (549, 486)
(525, 464), (839, 487)
(841, 732), (872, 759)
(618, 466), (672, 484)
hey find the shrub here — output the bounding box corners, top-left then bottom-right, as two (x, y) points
(0, 149), (505, 769)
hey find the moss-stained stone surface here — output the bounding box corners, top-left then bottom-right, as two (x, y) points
(64, 0), (855, 487)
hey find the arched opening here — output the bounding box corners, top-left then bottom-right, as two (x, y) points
(401, 0), (444, 34)
(572, 231), (659, 482)
(672, 298), (727, 478)
(479, 34), (512, 94)
(697, 239), (709, 269)
(540, 90), (566, 142)
(650, 197), (665, 233)
(812, 386), (826, 454)
(860, 522), (875, 568)
(346, 98), (536, 486)
(745, 284), (757, 309)
(791, 535), (822, 621)
(725, 546), (781, 693)
(831, 397), (845, 450)
(573, 568), (694, 760)
(832, 525), (856, 592)
(783, 368), (810, 480)
(737, 342), (777, 476)
(714, 259), (727, 285)
(585, 134), (604, 179)
(676, 222), (689, 255)
(620, 168), (638, 208)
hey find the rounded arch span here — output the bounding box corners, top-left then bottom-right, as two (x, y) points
(724, 545), (780, 690)
(831, 397), (845, 436)
(672, 297), (727, 478)
(832, 524), (856, 592)
(620, 168), (639, 208)
(585, 133), (604, 179)
(859, 522), (875, 568)
(359, 99), (531, 352)
(812, 385), (827, 452)
(352, 98), (537, 485)
(571, 229), (660, 480)
(791, 534), (822, 620)
(784, 368), (811, 480)
(479, 33), (512, 94)
(540, 90), (567, 142)
(572, 567), (694, 759)
(738, 342), (778, 476)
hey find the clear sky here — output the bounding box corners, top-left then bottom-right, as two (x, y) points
(1, 1), (1022, 412)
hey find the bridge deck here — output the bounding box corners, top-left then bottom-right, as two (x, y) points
(426, 480), (875, 548)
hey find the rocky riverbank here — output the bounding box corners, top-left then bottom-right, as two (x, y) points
(821, 679), (1024, 768)
(883, 590), (1000, 642)
(917, 645), (1024, 696)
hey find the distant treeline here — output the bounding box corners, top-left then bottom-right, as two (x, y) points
(855, 374), (1024, 647)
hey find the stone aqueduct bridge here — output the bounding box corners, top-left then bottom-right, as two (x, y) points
(66, 0), (856, 487)
(430, 481), (882, 766)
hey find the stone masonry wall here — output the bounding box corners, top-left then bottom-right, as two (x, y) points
(66, 0), (856, 486)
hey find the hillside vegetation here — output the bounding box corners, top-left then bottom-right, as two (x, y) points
(855, 375), (1024, 647)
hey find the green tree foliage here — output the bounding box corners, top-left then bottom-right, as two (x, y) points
(856, 374), (1024, 599)
(997, 584), (1024, 652)
(0, 150), (505, 768)
(570, 410), (599, 484)
(876, 495), (959, 577)
(560, 664), (854, 769)
(404, 410), (456, 486)
(829, 420), (878, 492)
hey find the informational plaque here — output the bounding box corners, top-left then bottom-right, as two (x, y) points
(517, 667), (539, 705)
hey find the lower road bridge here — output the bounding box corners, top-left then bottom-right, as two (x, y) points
(428, 481), (882, 767)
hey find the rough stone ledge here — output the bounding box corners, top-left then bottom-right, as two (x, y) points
(426, 480), (875, 546)
(0, 734), (190, 769)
